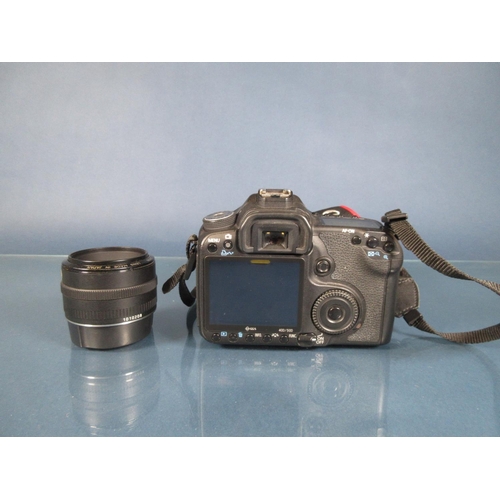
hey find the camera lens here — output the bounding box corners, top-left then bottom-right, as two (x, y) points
(61, 247), (157, 349)
(312, 289), (361, 335)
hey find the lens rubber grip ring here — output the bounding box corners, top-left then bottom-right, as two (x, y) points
(62, 292), (157, 325)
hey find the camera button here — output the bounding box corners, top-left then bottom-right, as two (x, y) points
(207, 243), (218, 253)
(279, 334), (289, 344)
(383, 241), (395, 253)
(315, 259), (331, 275)
(211, 333), (221, 342)
(366, 236), (379, 248)
(351, 236), (362, 245)
(263, 334), (272, 343)
(223, 240), (233, 250)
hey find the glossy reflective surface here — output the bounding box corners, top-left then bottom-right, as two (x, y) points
(1, 256), (500, 436)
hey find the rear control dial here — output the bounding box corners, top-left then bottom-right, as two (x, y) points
(312, 289), (361, 335)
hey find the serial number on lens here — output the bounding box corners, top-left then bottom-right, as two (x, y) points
(124, 313), (143, 322)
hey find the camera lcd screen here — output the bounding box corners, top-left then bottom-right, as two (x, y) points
(206, 258), (302, 328)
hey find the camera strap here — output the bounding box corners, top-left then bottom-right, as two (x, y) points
(162, 235), (198, 306)
(385, 209), (500, 343)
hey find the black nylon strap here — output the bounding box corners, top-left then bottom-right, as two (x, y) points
(385, 209), (500, 344)
(385, 210), (500, 295)
(162, 263), (187, 295)
(394, 267), (420, 318)
(162, 235), (198, 307)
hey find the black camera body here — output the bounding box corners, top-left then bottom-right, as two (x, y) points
(196, 189), (403, 347)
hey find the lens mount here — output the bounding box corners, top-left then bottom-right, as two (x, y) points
(311, 288), (363, 335)
(61, 247), (157, 349)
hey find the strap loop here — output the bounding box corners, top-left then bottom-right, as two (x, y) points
(381, 209), (408, 224)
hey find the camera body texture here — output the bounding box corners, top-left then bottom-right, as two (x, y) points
(196, 189), (403, 347)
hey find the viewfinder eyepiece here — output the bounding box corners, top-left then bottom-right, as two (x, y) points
(262, 231), (288, 250)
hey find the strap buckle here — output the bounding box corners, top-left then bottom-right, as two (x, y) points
(403, 308), (423, 327)
(382, 209), (408, 224)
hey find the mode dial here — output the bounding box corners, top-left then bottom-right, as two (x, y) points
(202, 211), (237, 231)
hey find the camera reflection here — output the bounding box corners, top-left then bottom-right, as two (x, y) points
(69, 334), (160, 435)
(169, 305), (390, 436)
(199, 347), (389, 436)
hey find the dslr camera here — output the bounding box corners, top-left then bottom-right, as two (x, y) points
(195, 189), (403, 347)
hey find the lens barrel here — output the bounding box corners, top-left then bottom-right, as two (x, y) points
(61, 247), (157, 349)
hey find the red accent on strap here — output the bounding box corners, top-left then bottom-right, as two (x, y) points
(340, 205), (361, 218)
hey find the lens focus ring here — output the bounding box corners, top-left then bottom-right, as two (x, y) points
(312, 289), (360, 335)
(60, 278), (157, 301)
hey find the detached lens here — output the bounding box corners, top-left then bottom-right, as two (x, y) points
(61, 247), (157, 349)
